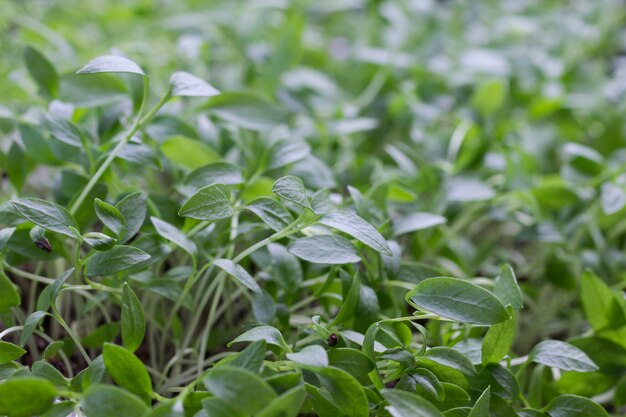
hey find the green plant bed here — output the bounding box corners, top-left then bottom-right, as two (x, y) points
(1, 1), (626, 416)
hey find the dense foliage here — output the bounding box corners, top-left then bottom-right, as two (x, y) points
(1, 0), (626, 416)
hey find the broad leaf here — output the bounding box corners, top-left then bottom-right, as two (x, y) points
(161, 135), (220, 170)
(169, 71), (219, 97)
(529, 340), (598, 372)
(77, 55), (145, 76)
(392, 212), (447, 236)
(102, 343), (153, 400)
(545, 394), (608, 417)
(0, 342), (26, 363)
(407, 277), (510, 325)
(482, 307), (515, 364)
(272, 176), (312, 210)
(0, 269), (20, 309)
(24, 46), (59, 98)
(11, 198), (79, 238)
(289, 235), (360, 264)
(246, 197), (294, 231)
(493, 264), (523, 310)
(382, 388), (445, 417)
(179, 184), (233, 221)
(320, 210), (391, 255)
(468, 386), (490, 417)
(85, 245), (150, 276)
(229, 325), (289, 352)
(151, 217), (197, 257)
(95, 198), (126, 238)
(203, 92), (289, 131)
(0, 377), (57, 417)
(82, 385), (149, 417)
(287, 345), (329, 367)
(213, 259), (261, 293)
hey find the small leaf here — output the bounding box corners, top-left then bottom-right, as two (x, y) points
(82, 385), (149, 417)
(95, 198), (126, 238)
(103, 343), (153, 400)
(581, 269), (626, 331)
(529, 340), (598, 372)
(179, 184), (233, 221)
(0, 269), (21, 309)
(246, 197), (294, 231)
(77, 55), (145, 76)
(482, 307), (515, 365)
(20, 311), (46, 345)
(0, 341), (26, 363)
(320, 210), (391, 255)
(11, 198), (79, 238)
(121, 283), (145, 353)
(151, 217), (197, 257)
(169, 71), (220, 97)
(24, 46), (59, 98)
(213, 259), (261, 293)
(49, 268), (74, 304)
(0, 377), (57, 417)
(85, 245), (150, 276)
(392, 212), (447, 236)
(600, 183), (625, 215)
(423, 347), (477, 376)
(287, 345), (329, 367)
(406, 277), (510, 325)
(202, 92), (289, 131)
(256, 385), (306, 417)
(184, 162), (244, 189)
(301, 365), (369, 417)
(229, 325), (289, 352)
(381, 388), (445, 417)
(288, 235), (360, 264)
(230, 340), (266, 373)
(493, 264), (523, 309)
(545, 394), (608, 417)
(0, 227), (16, 252)
(115, 192), (147, 243)
(468, 386), (491, 417)
(272, 176), (312, 210)
(398, 369), (444, 402)
(161, 136), (221, 170)
(83, 232), (117, 251)
(204, 366), (277, 415)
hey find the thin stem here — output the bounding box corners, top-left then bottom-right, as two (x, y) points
(52, 307), (91, 364)
(69, 80), (170, 215)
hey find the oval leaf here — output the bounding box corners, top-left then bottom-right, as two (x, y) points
(529, 340), (598, 372)
(170, 71), (220, 97)
(85, 245), (150, 276)
(11, 198), (79, 238)
(178, 184), (233, 221)
(288, 235), (360, 264)
(77, 55), (145, 76)
(320, 210), (391, 256)
(213, 259), (261, 293)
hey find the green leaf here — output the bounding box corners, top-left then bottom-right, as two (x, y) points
(77, 55), (145, 76)
(328, 348), (374, 378)
(115, 192), (147, 243)
(85, 245), (150, 276)
(204, 365), (277, 415)
(229, 325), (289, 352)
(10, 198), (79, 238)
(406, 277), (510, 325)
(230, 339), (266, 373)
(213, 259), (261, 293)
(468, 386), (490, 417)
(0, 377), (57, 417)
(121, 283), (145, 353)
(31, 360), (68, 388)
(482, 307), (515, 364)
(82, 385), (149, 417)
(320, 210), (391, 256)
(161, 135), (221, 170)
(246, 197), (294, 231)
(49, 268), (75, 304)
(581, 269), (626, 331)
(0, 269), (20, 309)
(184, 162), (244, 189)
(423, 347), (477, 376)
(94, 198), (126, 238)
(332, 273), (360, 325)
(0, 227), (16, 252)
(392, 212), (447, 236)
(288, 235), (360, 264)
(544, 394), (608, 417)
(301, 365), (369, 417)
(493, 264), (523, 310)
(398, 368), (444, 402)
(529, 340), (598, 372)
(151, 217), (197, 257)
(0, 341), (26, 363)
(102, 343), (153, 400)
(381, 388), (445, 417)
(82, 232), (117, 251)
(178, 184), (233, 221)
(202, 92), (289, 131)
(287, 345), (329, 367)
(256, 385), (306, 417)
(272, 176), (312, 210)
(169, 71), (219, 97)
(24, 46), (59, 98)
(20, 311), (46, 345)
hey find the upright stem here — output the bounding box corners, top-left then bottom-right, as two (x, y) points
(69, 79), (171, 215)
